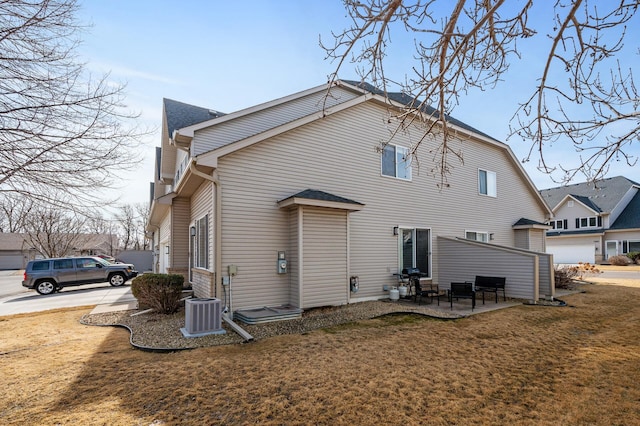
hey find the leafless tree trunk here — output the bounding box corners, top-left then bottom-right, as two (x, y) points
(322, 0), (639, 185)
(0, 0), (147, 207)
(134, 202), (151, 250)
(114, 204), (136, 251)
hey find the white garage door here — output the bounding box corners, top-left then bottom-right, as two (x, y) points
(548, 244), (595, 264)
(0, 255), (25, 270)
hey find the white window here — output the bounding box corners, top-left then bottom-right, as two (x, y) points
(478, 169), (497, 197)
(551, 220), (566, 229)
(382, 144), (411, 180)
(193, 215), (209, 269)
(465, 231), (489, 242)
(398, 228), (431, 277)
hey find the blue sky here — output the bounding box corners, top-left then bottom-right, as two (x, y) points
(75, 1), (639, 205)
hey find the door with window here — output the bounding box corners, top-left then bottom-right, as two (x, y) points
(399, 228), (431, 276)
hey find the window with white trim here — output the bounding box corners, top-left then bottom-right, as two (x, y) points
(550, 219), (567, 229)
(193, 215), (209, 269)
(465, 231), (489, 242)
(478, 169), (497, 197)
(382, 144), (411, 180)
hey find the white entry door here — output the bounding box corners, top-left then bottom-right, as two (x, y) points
(605, 241), (619, 260)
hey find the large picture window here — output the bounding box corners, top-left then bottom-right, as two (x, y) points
(382, 144), (411, 180)
(193, 215), (209, 269)
(399, 228), (431, 276)
(478, 169), (497, 197)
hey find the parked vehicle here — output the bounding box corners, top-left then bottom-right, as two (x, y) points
(22, 256), (138, 295)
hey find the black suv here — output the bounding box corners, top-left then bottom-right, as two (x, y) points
(22, 256), (138, 295)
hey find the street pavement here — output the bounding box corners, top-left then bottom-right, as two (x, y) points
(0, 270), (136, 316)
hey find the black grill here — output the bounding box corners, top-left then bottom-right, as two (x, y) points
(402, 267), (422, 276)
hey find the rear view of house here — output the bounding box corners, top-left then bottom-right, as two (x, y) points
(540, 176), (640, 264)
(147, 80), (554, 317)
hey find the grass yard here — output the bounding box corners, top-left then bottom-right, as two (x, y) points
(1, 283), (639, 425)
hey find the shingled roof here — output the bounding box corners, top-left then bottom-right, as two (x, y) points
(539, 176), (640, 213)
(610, 191), (640, 229)
(163, 98), (224, 137)
(341, 80), (498, 142)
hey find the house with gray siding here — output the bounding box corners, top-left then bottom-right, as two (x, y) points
(540, 176), (640, 264)
(147, 80), (555, 317)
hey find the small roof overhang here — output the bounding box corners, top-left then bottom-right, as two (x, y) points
(277, 189), (364, 211)
(512, 218), (552, 230)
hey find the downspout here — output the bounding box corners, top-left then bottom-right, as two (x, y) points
(188, 161), (222, 300)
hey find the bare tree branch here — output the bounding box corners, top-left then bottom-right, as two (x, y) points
(0, 0), (149, 207)
(323, 0), (639, 185)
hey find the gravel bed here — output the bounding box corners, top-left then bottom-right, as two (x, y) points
(80, 300), (462, 351)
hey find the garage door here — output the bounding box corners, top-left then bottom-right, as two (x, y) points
(0, 255), (25, 270)
(547, 244), (595, 264)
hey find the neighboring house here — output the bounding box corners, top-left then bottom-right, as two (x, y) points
(540, 176), (640, 264)
(0, 233), (118, 269)
(147, 80), (555, 317)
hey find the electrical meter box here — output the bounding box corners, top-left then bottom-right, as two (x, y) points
(277, 251), (287, 274)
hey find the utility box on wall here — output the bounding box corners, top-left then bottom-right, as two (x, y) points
(277, 251), (287, 274)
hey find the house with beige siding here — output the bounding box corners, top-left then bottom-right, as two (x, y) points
(147, 80), (555, 317)
(540, 176), (640, 264)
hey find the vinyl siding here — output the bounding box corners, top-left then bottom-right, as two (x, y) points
(193, 87), (359, 156)
(208, 101), (549, 311)
(289, 208), (300, 307)
(301, 207), (348, 308)
(438, 237), (547, 300)
(554, 202), (599, 231)
(190, 182), (214, 296)
(514, 229), (528, 250)
(170, 197), (190, 270)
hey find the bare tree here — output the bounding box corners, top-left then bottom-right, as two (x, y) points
(323, 0), (639, 185)
(0, 194), (34, 232)
(114, 204), (136, 251)
(0, 0), (146, 207)
(134, 202), (151, 250)
(21, 204), (88, 258)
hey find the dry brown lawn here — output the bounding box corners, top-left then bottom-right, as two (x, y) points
(1, 282), (640, 425)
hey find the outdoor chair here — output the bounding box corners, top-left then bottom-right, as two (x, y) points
(449, 282), (476, 311)
(413, 277), (444, 305)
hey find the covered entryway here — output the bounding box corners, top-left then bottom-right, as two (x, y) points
(278, 189), (364, 309)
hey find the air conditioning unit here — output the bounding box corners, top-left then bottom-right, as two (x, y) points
(181, 298), (226, 337)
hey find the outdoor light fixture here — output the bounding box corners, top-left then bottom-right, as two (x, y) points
(190, 226), (196, 236)
(393, 226), (399, 236)
(165, 246), (170, 254)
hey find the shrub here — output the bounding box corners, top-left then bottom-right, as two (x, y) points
(554, 262), (602, 289)
(626, 252), (640, 264)
(608, 255), (631, 266)
(131, 273), (185, 314)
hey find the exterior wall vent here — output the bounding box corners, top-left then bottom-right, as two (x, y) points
(181, 298), (226, 337)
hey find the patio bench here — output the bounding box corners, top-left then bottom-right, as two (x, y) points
(474, 275), (506, 304)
